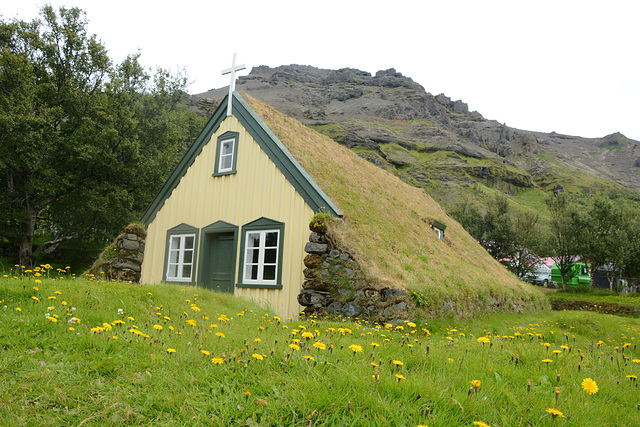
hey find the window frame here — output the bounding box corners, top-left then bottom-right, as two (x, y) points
(237, 217), (284, 289)
(213, 131), (239, 177)
(163, 223), (199, 284)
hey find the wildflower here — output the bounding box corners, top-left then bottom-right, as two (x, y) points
(31, 296), (40, 303)
(289, 343), (300, 351)
(252, 353), (264, 360)
(546, 408), (565, 418)
(542, 359), (553, 364)
(153, 325), (163, 331)
(313, 342), (327, 350)
(473, 422), (490, 427)
(582, 378), (598, 395)
(211, 357), (224, 364)
(254, 338), (262, 343)
(633, 359), (640, 364)
(626, 375), (637, 381)
(470, 380), (481, 389)
(477, 337), (490, 344)
(392, 360), (404, 367)
(201, 350), (210, 356)
(395, 374), (405, 381)
(117, 308), (124, 315)
(215, 332), (225, 338)
(348, 344), (363, 353)
(303, 355), (314, 361)
(447, 358), (454, 363)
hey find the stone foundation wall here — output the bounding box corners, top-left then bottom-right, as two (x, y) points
(89, 224), (146, 282)
(297, 225), (412, 322)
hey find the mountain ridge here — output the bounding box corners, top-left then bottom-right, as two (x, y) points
(187, 65), (640, 211)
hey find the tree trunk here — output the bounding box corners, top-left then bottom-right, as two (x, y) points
(19, 206), (37, 269)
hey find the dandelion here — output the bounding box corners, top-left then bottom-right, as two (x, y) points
(153, 325), (163, 331)
(252, 353), (264, 361)
(477, 337), (490, 344)
(392, 360), (404, 367)
(370, 342), (380, 348)
(166, 348), (176, 354)
(313, 342), (327, 350)
(470, 380), (481, 389)
(473, 422), (490, 427)
(582, 378), (599, 395)
(395, 374), (405, 381)
(200, 350), (210, 356)
(348, 344), (363, 354)
(289, 343), (300, 351)
(546, 408), (565, 418)
(216, 332), (225, 339)
(303, 355), (314, 361)
(447, 358), (454, 363)
(632, 359), (640, 364)
(542, 359), (553, 364)
(302, 331), (314, 339)
(31, 296), (40, 303)
(626, 375), (637, 381)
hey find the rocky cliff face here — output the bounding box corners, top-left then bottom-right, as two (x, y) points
(188, 65), (640, 209)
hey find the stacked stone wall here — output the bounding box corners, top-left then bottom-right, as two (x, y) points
(297, 225), (412, 322)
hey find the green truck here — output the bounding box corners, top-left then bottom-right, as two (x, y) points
(550, 262), (590, 289)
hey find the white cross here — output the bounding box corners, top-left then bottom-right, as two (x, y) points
(221, 53), (246, 116)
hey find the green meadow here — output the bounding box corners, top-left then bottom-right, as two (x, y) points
(2, 273), (640, 426)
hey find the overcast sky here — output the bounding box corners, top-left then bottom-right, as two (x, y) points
(3, 0), (639, 141)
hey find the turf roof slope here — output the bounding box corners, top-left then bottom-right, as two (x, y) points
(243, 94), (548, 316)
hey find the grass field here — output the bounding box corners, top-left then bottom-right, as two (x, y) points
(2, 275), (640, 426)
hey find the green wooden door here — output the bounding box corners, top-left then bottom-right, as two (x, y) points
(208, 233), (235, 293)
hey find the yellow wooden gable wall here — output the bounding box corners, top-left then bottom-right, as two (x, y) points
(142, 115), (315, 319)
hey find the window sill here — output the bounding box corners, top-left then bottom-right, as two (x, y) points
(236, 282), (283, 290)
(212, 170), (237, 177)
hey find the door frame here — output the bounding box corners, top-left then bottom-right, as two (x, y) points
(197, 220), (238, 292)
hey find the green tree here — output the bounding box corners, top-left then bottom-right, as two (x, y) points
(546, 192), (578, 290)
(481, 193), (514, 262)
(508, 209), (541, 280)
(0, 6), (205, 268)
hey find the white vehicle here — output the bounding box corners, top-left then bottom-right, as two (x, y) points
(524, 263), (552, 287)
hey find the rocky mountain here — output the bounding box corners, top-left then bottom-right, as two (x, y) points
(188, 65), (640, 213)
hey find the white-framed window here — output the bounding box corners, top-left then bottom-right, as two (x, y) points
(218, 138), (235, 173)
(213, 131), (239, 176)
(166, 234), (195, 281)
(243, 229), (279, 285)
(433, 227), (444, 240)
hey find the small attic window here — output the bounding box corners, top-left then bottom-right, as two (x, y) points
(431, 220), (446, 241)
(213, 131), (239, 176)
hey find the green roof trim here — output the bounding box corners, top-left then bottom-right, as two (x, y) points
(432, 220), (447, 231)
(141, 91), (342, 226)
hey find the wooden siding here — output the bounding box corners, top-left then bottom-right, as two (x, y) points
(142, 115), (315, 319)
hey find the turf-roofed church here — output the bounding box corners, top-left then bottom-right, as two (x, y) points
(140, 59), (341, 319)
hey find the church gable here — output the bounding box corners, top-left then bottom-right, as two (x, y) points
(141, 92), (341, 227)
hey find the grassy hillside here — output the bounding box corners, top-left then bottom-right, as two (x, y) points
(2, 277), (640, 426)
(245, 95), (547, 316)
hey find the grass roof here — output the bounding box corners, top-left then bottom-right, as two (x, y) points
(243, 94), (547, 313)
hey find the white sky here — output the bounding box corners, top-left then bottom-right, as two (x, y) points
(2, 0), (639, 141)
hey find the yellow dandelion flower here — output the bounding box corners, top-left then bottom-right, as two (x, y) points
(165, 348), (176, 354)
(392, 360), (404, 366)
(395, 374), (405, 381)
(348, 344), (363, 353)
(252, 353), (264, 360)
(201, 350), (210, 356)
(216, 332), (225, 338)
(289, 343), (300, 351)
(302, 331), (314, 339)
(211, 357), (224, 364)
(477, 337), (490, 344)
(447, 358), (454, 363)
(546, 408), (565, 418)
(313, 342), (326, 350)
(31, 296), (40, 303)
(582, 378), (598, 395)
(153, 325), (163, 330)
(473, 422), (490, 427)
(632, 359), (640, 363)
(542, 359), (553, 364)
(303, 355), (314, 361)
(470, 380), (481, 389)
(370, 342), (380, 348)
(254, 338), (261, 343)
